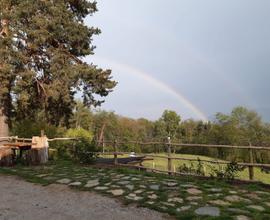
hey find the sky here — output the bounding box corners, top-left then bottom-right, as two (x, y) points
(84, 0), (270, 122)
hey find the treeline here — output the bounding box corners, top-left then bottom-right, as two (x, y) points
(11, 102), (270, 162)
(12, 102), (270, 147)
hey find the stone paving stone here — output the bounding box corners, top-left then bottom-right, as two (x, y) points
(229, 191), (238, 194)
(247, 205), (265, 211)
(208, 200), (231, 206)
(265, 202), (270, 207)
(225, 195), (251, 203)
(36, 174), (49, 178)
(208, 193), (223, 197)
(181, 184), (198, 188)
(131, 177), (141, 181)
(117, 181), (130, 185)
(149, 185), (160, 190)
(195, 206), (220, 217)
(187, 196), (203, 201)
(107, 189), (125, 196)
(121, 176), (131, 180)
(148, 194), (158, 200)
(125, 185), (134, 191)
(126, 193), (143, 201)
(227, 208), (250, 215)
(187, 188), (202, 195)
(209, 188), (223, 193)
(84, 179), (99, 188)
(95, 186), (109, 190)
(56, 178), (72, 184)
(245, 193), (261, 200)
(168, 197), (183, 203)
(176, 206), (191, 212)
(68, 182), (82, 186)
(139, 185), (147, 189)
(236, 215), (251, 220)
(134, 189), (144, 194)
(161, 202), (175, 207)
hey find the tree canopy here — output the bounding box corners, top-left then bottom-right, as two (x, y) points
(0, 0), (116, 133)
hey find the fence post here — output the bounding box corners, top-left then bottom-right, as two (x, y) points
(248, 143), (254, 180)
(167, 137), (173, 175)
(113, 139), (118, 165)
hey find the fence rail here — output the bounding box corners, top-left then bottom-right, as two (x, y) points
(97, 139), (270, 181)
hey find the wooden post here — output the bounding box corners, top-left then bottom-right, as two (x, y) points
(28, 135), (49, 165)
(167, 137), (173, 175)
(248, 143), (254, 180)
(113, 140), (118, 165)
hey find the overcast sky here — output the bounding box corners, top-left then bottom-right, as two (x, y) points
(85, 0), (270, 122)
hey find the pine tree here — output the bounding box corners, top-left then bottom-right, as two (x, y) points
(0, 0), (116, 135)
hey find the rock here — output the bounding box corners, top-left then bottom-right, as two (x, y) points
(176, 206), (191, 212)
(209, 200), (230, 206)
(36, 174), (49, 178)
(84, 179), (99, 188)
(139, 185), (147, 189)
(187, 196), (202, 201)
(125, 185), (134, 191)
(121, 176), (130, 180)
(95, 186), (109, 190)
(168, 198), (183, 203)
(195, 206), (220, 217)
(149, 185), (160, 190)
(209, 188), (222, 193)
(56, 178), (72, 184)
(166, 182), (178, 187)
(147, 201), (155, 205)
(187, 188), (202, 195)
(255, 191), (270, 196)
(208, 193), (223, 197)
(265, 202), (270, 207)
(68, 182), (82, 186)
(227, 208), (250, 215)
(117, 181), (130, 185)
(247, 205), (265, 211)
(131, 178), (141, 181)
(161, 202), (175, 207)
(181, 184), (198, 188)
(134, 190), (144, 194)
(108, 189), (125, 196)
(225, 195), (251, 203)
(229, 191), (238, 194)
(126, 193), (143, 201)
(148, 194), (158, 200)
(236, 215), (251, 220)
(245, 193), (261, 200)
(190, 202), (198, 206)
(104, 182), (112, 186)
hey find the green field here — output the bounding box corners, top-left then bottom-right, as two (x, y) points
(141, 153), (270, 184)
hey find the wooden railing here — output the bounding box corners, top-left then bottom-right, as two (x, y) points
(97, 139), (270, 181)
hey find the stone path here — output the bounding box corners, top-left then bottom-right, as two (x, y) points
(1, 161), (270, 219)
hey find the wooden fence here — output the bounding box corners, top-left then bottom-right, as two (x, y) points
(96, 139), (270, 181)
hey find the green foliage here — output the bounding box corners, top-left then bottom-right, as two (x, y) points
(11, 119), (65, 138)
(65, 128), (97, 164)
(178, 158), (205, 176)
(0, 0), (116, 129)
(210, 161), (245, 181)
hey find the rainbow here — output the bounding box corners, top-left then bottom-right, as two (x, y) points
(90, 56), (208, 121)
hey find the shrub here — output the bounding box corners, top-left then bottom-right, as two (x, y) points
(64, 128), (97, 164)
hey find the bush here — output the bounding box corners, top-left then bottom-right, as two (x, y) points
(178, 158), (205, 176)
(64, 128), (97, 164)
(210, 161), (245, 181)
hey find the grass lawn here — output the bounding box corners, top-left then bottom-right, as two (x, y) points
(140, 153), (270, 185)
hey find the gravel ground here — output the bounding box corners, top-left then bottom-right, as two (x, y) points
(0, 175), (170, 220)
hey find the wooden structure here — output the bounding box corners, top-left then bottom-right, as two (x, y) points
(97, 140), (270, 181)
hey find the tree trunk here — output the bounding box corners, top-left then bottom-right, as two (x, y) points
(0, 108), (9, 137)
(27, 136), (49, 165)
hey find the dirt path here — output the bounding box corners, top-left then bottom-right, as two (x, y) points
(0, 175), (170, 220)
